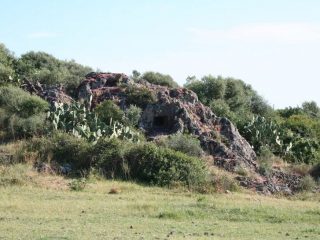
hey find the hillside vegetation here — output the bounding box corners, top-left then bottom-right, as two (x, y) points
(0, 42), (319, 194)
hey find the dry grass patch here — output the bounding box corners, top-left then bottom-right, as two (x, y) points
(0, 163), (69, 190)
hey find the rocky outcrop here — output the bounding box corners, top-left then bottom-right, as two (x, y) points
(23, 71), (307, 194)
(139, 86), (257, 171)
(77, 72), (257, 171)
(22, 79), (73, 104)
(77, 72), (129, 108)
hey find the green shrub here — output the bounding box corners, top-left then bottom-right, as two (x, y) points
(0, 86), (49, 140)
(7, 113), (47, 139)
(286, 137), (320, 165)
(69, 178), (87, 191)
(51, 133), (91, 170)
(141, 71), (179, 88)
(125, 143), (207, 188)
(0, 86), (49, 117)
(297, 175), (316, 192)
(27, 132), (92, 172)
(161, 134), (203, 157)
(91, 138), (132, 179)
(184, 75), (272, 121)
(15, 51), (92, 96)
(124, 105), (142, 127)
(126, 86), (157, 109)
(210, 99), (233, 118)
(257, 146), (274, 176)
(95, 100), (124, 124)
(0, 43), (17, 86)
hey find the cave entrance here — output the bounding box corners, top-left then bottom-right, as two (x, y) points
(153, 116), (169, 129)
(153, 116), (172, 133)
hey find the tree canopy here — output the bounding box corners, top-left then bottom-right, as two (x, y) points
(15, 51), (92, 95)
(184, 75), (273, 126)
(140, 71), (179, 88)
(0, 43), (16, 85)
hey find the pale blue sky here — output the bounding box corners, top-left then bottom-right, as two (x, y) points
(1, 0), (320, 108)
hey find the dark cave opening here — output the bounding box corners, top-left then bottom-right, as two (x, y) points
(153, 116), (169, 128)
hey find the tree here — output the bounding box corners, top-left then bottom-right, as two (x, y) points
(95, 100), (124, 124)
(302, 101), (320, 118)
(0, 43), (17, 85)
(141, 71), (179, 88)
(131, 70), (141, 82)
(202, 75), (226, 101)
(15, 51), (92, 96)
(185, 74), (272, 122)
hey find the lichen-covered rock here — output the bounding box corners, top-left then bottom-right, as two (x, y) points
(139, 84), (257, 171)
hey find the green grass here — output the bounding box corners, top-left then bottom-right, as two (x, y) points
(0, 167), (320, 239)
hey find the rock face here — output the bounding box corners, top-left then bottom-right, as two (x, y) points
(77, 72), (257, 171)
(77, 72), (130, 108)
(139, 86), (257, 171)
(22, 79), (73, 104)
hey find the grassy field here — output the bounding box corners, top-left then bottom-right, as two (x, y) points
(0, 166), (320, 240)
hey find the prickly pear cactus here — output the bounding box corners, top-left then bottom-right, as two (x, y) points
(47, 102), (139, 143)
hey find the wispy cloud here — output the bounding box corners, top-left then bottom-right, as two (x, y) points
(27, 32), (58, 39)
(188, 23), (320, 43)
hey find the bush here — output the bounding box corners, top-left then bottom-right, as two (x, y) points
(95, 100), (124, 124)
(0, 86), (49, 117)
(141, 71), (179, 88)
(257, 146), (274, 176)
(0, 86), (49, 140)
(161, 133), (203, 157)
(286, 137), (320, 165)
(124, 105), (142, 127)
(91, 138), (132, 179)
(23, 134), (208, 190)
(210, 99), (233, 118)
(15, 51), (92, 96)
(6, 113), (47, 139)
(184, 75), (272, 120)
(126, 86), (157, 109)
(27, 132), (92, 172)
(69, 178), (87, 191)
(297, 175), (316, 192)
(0, 43), (16, 86)
(125, 143), (207, 188)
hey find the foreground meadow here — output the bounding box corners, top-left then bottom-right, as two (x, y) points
(0, 168), (319, 240)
